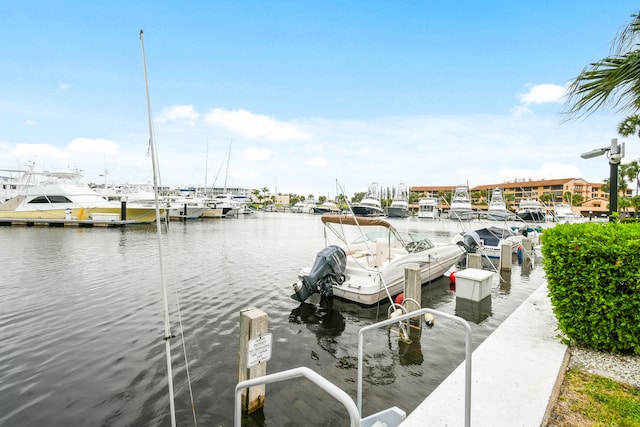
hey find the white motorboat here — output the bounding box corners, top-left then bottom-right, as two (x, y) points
(312, 201), (341, 214)
(208, 193), (253, 216)
(351, 182), (385, 217)
(452, 226), (525, 259)
(486, 188), (515, 221)
(164, 195), (207, 219)
(449, 185), (475, 220)
(385, 183), (410, 218)
(553, 203), (585, 223)
(0, 180), (162, 223)
(291, 214), (467, 306)
(290, 199), (318, 213)
(417, 197), (438, 219)
(516, 198), (546, 222)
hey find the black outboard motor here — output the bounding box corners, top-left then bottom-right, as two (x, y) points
(456, 230), (480, 253)
(291, 245), (347, 302)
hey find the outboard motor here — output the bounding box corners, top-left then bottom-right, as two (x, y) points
(456, 230), (480, 253)
(291, 245), (347, 302)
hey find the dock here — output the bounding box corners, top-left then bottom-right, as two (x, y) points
(400, 281), (568, 426)
(0, 217), (143, 227)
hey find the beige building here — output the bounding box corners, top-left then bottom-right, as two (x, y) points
(411, 178), (633, 216)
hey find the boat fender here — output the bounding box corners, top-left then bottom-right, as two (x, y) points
(395, 293), (405, 305)
(424, 313), (435, 328)
(389, 309), (403, 319)
(449, 271), (456, 284)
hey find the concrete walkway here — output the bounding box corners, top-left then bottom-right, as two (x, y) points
(400, 281), (569, 427)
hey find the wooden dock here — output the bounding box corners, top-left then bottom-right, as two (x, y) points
(0, 217), (145, 227)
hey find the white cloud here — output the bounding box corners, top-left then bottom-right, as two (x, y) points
(67, 137), (120, 155)
(3, 108), (631, 197)
(242, 147), (271, 161)
(519, 83), (567, 106)
(58, 81), (71, 90)
(155, 105), (200, 125)
(509, 105), (532, 118)
(305, 156), (328, 167)
(499, 162), (583, 183)
(11, 143), (63, 159)
(204, 108), (313, 141)
(25, 120), (37, 126)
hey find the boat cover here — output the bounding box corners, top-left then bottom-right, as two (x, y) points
(321, 214), (391, 228)
(473, 226), (516, 247)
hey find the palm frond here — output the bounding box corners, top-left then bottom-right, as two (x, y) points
(564, 51), (640, 118)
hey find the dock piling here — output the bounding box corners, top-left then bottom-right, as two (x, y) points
(238, 308), (269, 414)
(500, 243), (512, 271)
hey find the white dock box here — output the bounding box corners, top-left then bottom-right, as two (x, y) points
(455, 268), (494, 301)
(91, 213), (120, 221)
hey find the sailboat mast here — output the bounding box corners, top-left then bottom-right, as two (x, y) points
(204, 140), (209, 197)
(139, 29), (177, 427)
(223, 140), (232, 193)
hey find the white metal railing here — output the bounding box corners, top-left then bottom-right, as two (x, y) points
(235, 309), (472, 427)
(357, 308), (473, 427)
(235, 367), (362, 427)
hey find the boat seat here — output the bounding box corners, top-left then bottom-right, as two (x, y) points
(374, 238), (390, 267)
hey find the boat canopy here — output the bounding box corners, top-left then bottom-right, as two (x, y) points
(321, 214), (391, 228)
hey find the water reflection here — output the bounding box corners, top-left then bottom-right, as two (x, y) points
(289, 302), (346, 358)
(455, 296), (493, 324)
(499, 270), (512, 294)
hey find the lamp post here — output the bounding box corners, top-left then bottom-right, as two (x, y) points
(580, 138), (625, 222)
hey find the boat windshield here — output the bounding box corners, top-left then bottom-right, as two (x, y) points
(324, 221), (434, 253)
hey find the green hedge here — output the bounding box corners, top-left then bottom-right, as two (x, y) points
(542, 222), (640, 354)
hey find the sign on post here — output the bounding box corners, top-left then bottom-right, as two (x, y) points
(248, 333), (272, 367)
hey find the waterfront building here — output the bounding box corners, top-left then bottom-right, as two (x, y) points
(411, 178), (633, 217)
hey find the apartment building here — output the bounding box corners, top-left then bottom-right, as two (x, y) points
(411, 178), (633, 216)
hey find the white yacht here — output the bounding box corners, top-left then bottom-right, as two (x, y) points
(449, 185), (474, 220)
(486, 188), (514, 221)
(553, 203), (585, 223)
(290, 199), (318, 214)
(0, 180), (161, 223)
(516, 198), (546, 222)
(385, 183), (410, 218)
(417, 197), (438, 219)
(352, 182), (385, 217)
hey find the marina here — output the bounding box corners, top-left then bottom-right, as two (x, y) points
(0, 212), (549, 426)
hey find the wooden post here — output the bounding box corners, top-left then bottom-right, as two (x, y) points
(238, 308), (269, 414)
(500, 243), (512, 271)
(467, 253), (481, 269)
(404, 266), (422, 338)
(521, 238), (533, 270)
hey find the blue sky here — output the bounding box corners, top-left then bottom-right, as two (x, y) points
(1, 1), (639, 198)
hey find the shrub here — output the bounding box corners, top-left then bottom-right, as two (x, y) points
(542, 222), (640, 354)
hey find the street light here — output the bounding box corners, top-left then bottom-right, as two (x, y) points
(580, 138), (625, 221)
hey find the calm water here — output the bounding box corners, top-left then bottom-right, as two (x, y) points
(0, 213), (546, 426)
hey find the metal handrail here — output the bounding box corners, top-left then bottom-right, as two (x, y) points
(357, 308), (473, 427)
(234, 366), (362, 427)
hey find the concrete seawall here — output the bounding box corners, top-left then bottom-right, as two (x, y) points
(401, 282), (569, 426)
